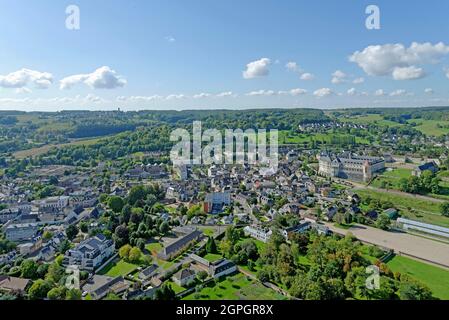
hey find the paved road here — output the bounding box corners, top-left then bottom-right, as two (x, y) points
(326, 223), (449, 268)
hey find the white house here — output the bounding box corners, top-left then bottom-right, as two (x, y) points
(63, 234), (114, 271)
(243, 225), (272, 243)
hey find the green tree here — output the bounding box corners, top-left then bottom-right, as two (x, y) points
(65, 288), (82, 300)
(399, 280), (433, 300)
(119, 244), (132, 260)
(47, 287), (66, 300)
(28, 279), (53, 300)
(128, 247), (142, 263)
(376, 214), (391, 230)
(20, 259), (38, 279)
(104, 292), (121, 300)
(128, 185), (148, 206)
(108, 196), (125, 213)
(440, 202), (449, 217)
(153, 284), (177, 300)
(66, 224), (79, 240)
(197, 270), (208, 282)
(205, 237), (218, 254)
(159, 221), (170, 235)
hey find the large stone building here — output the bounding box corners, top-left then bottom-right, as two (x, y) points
(318, 152), (385, 182)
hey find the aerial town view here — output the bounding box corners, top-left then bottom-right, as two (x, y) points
(1, 0), (449, 313)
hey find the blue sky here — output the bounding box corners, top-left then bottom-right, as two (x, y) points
(1, 0), (449, 111)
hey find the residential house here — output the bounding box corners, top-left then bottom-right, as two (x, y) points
(243, 225), (272, 243)
(82, 275), (130, 300)
(412, 161), (439, 177)
(209, 259), (237, 279)
(281, 221), (312, 240)
(138, 264), (159, 282)
(0, 276), (31, 295)
(173, 268), (196, 287)
(63, 234), (115, 271)
(5, 223), (39, 242)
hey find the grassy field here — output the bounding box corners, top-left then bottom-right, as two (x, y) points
(203, 253), (223, 263)
(145, 242), (163, 255)
(278, 130), (370, 146)
(356, 189), (449, 228)
(166, 281), (187, 294)
(371, 168), (413, 189)
(201, 227), (216, 237)
(387, 255), (449, 300)
(339, 114), (402, 127)
(183, 273), (286, 300)
(98, 259), (139, 277)
(408, 119), (449, 137)
(371, 168), (449, 201)
(13, 137), (103, 159)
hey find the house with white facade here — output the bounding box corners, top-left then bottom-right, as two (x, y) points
(63, 234), (115, 271)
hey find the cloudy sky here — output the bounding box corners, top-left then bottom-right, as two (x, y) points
(1, 0), (449, 111)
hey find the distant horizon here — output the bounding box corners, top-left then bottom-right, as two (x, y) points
(1, 104), (449, 114)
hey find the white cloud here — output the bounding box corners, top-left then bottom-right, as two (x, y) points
(300, 73), (315, 81)
(289, 88), (307, 96)
(444, 68), (449, 79)
(166, 94), (186, 100)
(331, 70), (347, 84)
(392, 66), (426, 80)
(0, 68), (53, 89)
(286, 62), (300, 72)
(165, 36), (176, 43)
(60, 66), (127, 90)
(285, 61), (315, 81)
(117, 95), (163, 102)
(374, 89), (386, 96)
(15, 87), (32, 94)
(347, 88), (357, 96)
(246, 89), (276, 96)
(216, 91), (234, 97)
(353, 77), (365, 84)
(350, 42), (449, 80)
(424, 88), (434, 94)
(278, 88), (308, 96)
(389, 89), (408, 97)
(243, 58), (271, 79)
(313, 88), (333, 98)
(193, 93), (211, 99)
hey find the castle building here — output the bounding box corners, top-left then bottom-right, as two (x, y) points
(318, 152), (385, 182)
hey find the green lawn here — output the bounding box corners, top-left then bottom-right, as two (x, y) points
(371, 168), (413, 189)
(340, 114), (402, 127)
(387, 255), (449, 300)
(145, 242), (163, 255)
(372, 168), (449, 201)
(202, 228), (215, 237)
(408, 119), (449, 137)
(203, 253), (223, 263)
(98, 259), (139, 277)
(278, 130), (370, 146)
(166, 281), (187, 294)
(356, 189), (449, 228)
(183, 273), (286, 300)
